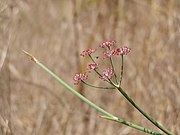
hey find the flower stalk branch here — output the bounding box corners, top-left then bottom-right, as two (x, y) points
(116, 86), (173, 135)
(81, 80), (115, 89)
(119, 55), (124, 86)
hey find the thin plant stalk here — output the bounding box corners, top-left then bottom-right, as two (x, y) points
(23, 50), (163, 135)
(119, 55), (123, 86)
(116, 86), (173, 135)
(116, 55), (173, 135)
(109, 57), (118, 84)
(81, 80), (115, 89)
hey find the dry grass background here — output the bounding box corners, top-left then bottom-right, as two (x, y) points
(0, 0), (180, 135)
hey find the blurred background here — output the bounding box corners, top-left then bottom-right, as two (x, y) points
(0, 0), (180, 135)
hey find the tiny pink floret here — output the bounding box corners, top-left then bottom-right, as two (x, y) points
(116, 46), (131, 55)
(88, 63), (98, 70)
(99, 40), (117, 48)
(80, 49), (96, 57)
(73, 72), (88, 85)
(100, 68), (114, 81)
(103, 49), (116, 58)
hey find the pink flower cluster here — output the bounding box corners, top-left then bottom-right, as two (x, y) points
(73, 40), (131, 85)
(116, 46), (131, 55)
(100, 68), (114, 81)
(99, 40), (117, 48)
(80, 49), (96, 57)
(103, 49), (116, 58)
(88, 63), (98, 70)
(103, 46), (131, 58)
(73, 72), (88, 85)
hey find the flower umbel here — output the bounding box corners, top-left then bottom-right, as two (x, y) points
(103, 49), (116, 58)
(100, 68), (114, 81)
(99, 40), (117, 48)
(116, 46), (131, 55)
(73, 72), (88, 85)
(88, 63), (98, 70)
(80, 49), (96, 57)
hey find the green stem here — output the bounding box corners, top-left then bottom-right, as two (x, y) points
(37, 61), (114, 117)
(35, 61), (163, 135)
(119, 55), (123, 86)
(116, 86), (173, 135)
(81, 80), (115, 89)
(89, 54), (96, 63)
(101, 116), (163, 135)
(109, 57), (118, 84)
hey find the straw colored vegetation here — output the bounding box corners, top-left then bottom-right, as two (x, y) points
(0, 0), (179, 135)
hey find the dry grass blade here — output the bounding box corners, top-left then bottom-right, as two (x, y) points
(0, 46), (8, 73)
(0, 115), (11, 135)
(22, 50), (38, 63)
